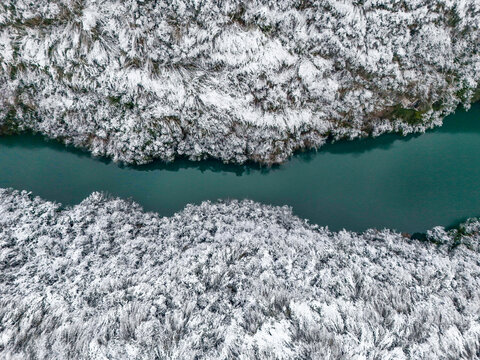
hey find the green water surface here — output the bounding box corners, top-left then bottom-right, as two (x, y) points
(1, 104), (480, 233)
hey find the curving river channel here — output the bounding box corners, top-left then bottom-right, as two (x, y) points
(1, 103), (480, 233)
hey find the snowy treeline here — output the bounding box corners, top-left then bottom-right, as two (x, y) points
(1, 188), (479, 359)
(0, 0), (479, 164)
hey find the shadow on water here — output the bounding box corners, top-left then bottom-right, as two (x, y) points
(308, 132), (420, 158)
(131, 154), (276, 176)
(0, 126), (437, 172)
(301, 102), (480, 160)
(0, 125), (443, 174)
(437, 102), (480, 134)
(445, 215), (479, 231)
(0, 132), (114, 167)
(1, 102), (479, 175)
(0, 130), (276, 176)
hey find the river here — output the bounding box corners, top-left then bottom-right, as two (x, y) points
(1, 103), (479, 233)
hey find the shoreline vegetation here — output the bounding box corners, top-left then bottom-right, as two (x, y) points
(1, 188), (479, 358)
(1, 0), (479, 165)
(1, 1), (480, 357)
(2, 103), (480, 234)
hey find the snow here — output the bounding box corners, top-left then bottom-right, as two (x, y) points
(82, 5), (99, 32)
(1, 188), (479, 359)
(0, 0), (478, 164)
(252, 320), (293, 359)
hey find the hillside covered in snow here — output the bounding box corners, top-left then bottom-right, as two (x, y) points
(1, 188), (479, 359)
(1, 0), (479, 164)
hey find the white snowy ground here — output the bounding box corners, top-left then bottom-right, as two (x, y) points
(1, 188), (479, 359)
(1, 0), (479, 164)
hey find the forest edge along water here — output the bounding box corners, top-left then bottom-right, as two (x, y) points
(1, 103), (480, 234)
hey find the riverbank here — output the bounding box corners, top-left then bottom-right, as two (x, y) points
(1, 1), (479, 165)
(2, 103), (480, 233)
(1, 188), (479, 359)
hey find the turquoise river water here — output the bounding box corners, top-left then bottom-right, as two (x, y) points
(1, 103), (480, 233)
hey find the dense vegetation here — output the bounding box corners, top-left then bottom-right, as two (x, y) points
(1, 0), (479, 164)
(1, 189), (479, 359)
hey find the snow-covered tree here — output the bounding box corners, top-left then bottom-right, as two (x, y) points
(0, 0), (479, 164)
(1, 188), (479, 359)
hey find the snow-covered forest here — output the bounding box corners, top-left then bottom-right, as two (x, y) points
(1, 188), (479, 359)
(1, 1), (480, 358)
(1, 0), (479, 164)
